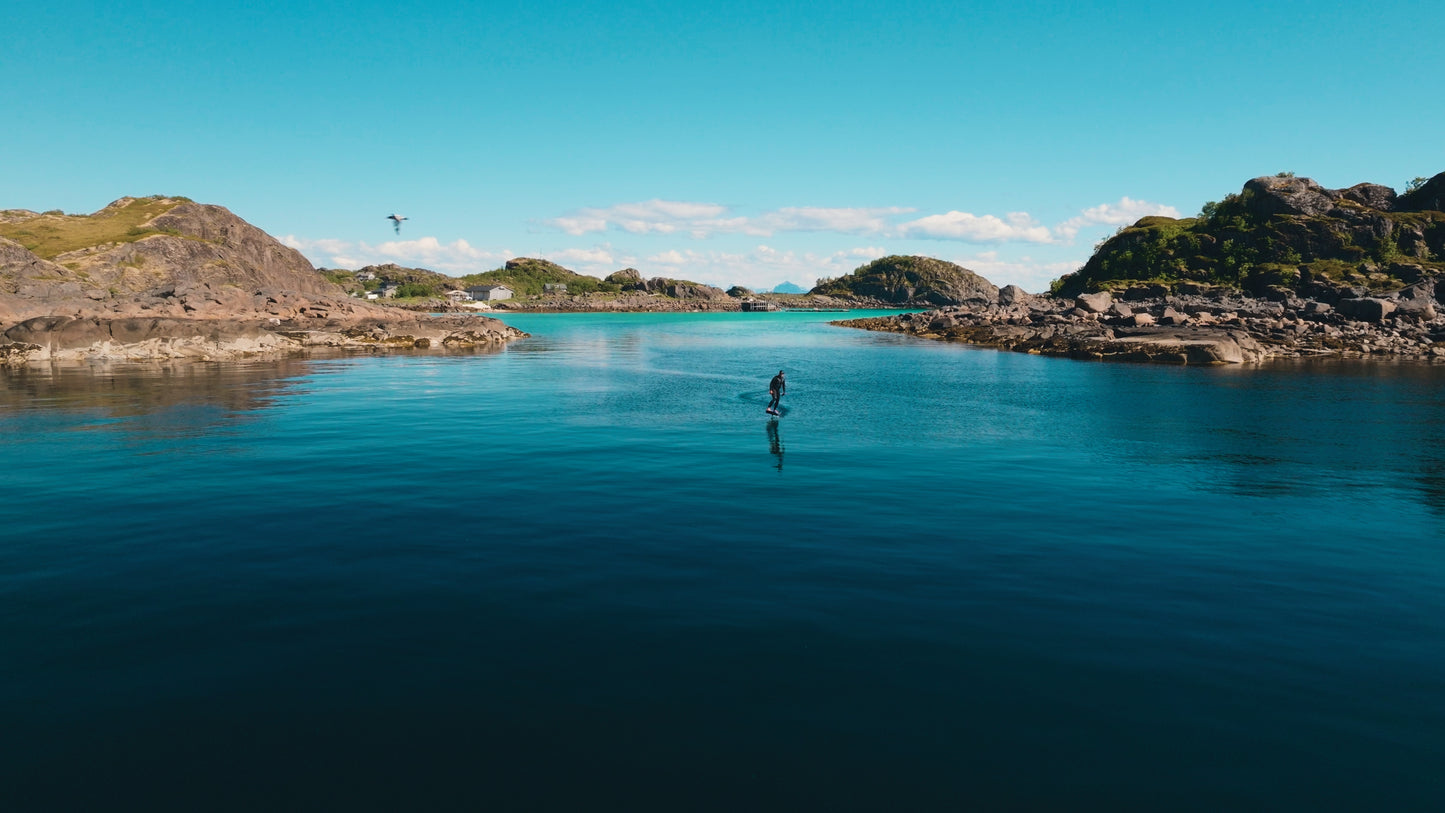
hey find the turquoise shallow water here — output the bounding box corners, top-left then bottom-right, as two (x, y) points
(2, 310), (1444, 811)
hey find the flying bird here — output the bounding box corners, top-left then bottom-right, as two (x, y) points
(387, 214), (408, 234)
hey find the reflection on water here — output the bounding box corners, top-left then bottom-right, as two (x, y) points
(2, 312), (1444, 811)
(766, 418), (784, 472)
(1076, 356), (1445, 502)
(0, 360), (320, 436)
(1419, 461), (1445, 518)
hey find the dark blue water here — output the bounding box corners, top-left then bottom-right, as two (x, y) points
(3, 311), (1443, 811)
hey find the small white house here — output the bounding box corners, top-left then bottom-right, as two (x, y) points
(355, 270), (378, 282)
(543, 283), (567, 293)
(467, 284), (513, 301)
(446, 289), (473, 302)
(379, 283), (400, 298)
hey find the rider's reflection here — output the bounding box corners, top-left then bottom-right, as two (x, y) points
(766, 418), (784, 472)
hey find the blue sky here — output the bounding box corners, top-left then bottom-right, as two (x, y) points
(7, 0), (1442, 291)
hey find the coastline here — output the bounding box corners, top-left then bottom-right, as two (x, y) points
(835, 287), (1445, 365)
(0, 312), (526, 364)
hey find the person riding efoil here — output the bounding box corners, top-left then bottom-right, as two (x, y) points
(767, 370), (785, 415)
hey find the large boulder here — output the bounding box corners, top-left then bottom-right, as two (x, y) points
(606, 268), (645, 290)
(1336, 297), (1397, 322)
(1341, 183), (1398, 211)
(1074, 291), (1112, 313)
(650, 279), (727, 300)
(997, 284), (1031, 306)
(1243, 175), (1339, 217)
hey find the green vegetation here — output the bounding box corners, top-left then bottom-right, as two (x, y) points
(395, 282), (439, 298)
(811, 255), (993, 305)
(1053, 174), (1445, 297)
(0, 197), (192, 259)
(457, 258), (615, 296)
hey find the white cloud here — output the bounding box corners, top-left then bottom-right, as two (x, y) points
(545, 201), (914, 239)
(898, 211), (1054, 243)
(946, 252), (1084, 294)
(546, 196), (1182, 249)
(621, 244), (892, 291)
(546, 247), (615, 265)
(282, 235), (512, 274)
(614, 200), (729, 220)
(549, 215), (610, 236)
(544, 195), (1180, 249)
(546, 199), (730, 236)
(648, 250), (688, 265)
(375, 236), (484, 261)
(1055, 197), (1181, 241)
(755, 207), (914, 235)
(282, 191), (1176, 294)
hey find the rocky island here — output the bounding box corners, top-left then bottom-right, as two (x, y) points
(6, 172), (1443, 365)
(0, 197), (525, 363)
(836, 172), (1445, 363)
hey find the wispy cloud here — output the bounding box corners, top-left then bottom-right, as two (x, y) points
(282, 235), (513, 274)
(548, 200), (731, 236)
(281, 195), (1174, 295)
(648, 250), (688, 265)
(952, 251), (1084, 294)
(545, 246), (616, 266)
(632, 245), (897, 291)
(283, 230), (1082, 293)
(544, 197), (1177, 245)
(1054, 197), (1182, 241)
(754, 207), (914, 235)
(545, 201), (915, 239)
(897, 211), (1053, 243)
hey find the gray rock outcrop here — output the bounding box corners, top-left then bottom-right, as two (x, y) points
(837, 268), (1445, 365)
(0, 197), (527, 363)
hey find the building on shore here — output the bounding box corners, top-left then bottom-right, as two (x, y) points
(467, 284), (514, 301)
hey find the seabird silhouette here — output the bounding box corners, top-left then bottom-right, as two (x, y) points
(387, 214), (408, 234)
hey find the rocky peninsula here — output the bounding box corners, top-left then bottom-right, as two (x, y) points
(836, 172), (1445, 364)
(0, 197), (525, 363)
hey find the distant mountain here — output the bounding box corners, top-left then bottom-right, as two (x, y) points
(771, 281), (806, 294)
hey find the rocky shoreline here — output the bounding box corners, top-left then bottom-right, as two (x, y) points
(1, 311), (526, 364)
(0, 272), (527, 365)
(8, 184), (1445, 366)
(837, 283), (1445, 364)
(0, 199), (527, 364)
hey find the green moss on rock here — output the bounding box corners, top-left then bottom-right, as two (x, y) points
(1053, 172), (1445, 298)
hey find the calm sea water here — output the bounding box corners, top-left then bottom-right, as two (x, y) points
(2, 311), (1443, 811)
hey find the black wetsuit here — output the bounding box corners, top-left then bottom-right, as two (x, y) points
(768, 374), (785, 412)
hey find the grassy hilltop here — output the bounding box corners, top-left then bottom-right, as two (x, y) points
(810, 255), (999, 306)
(1053, 172), (1445, 298)
(0, 197), (194, 259)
